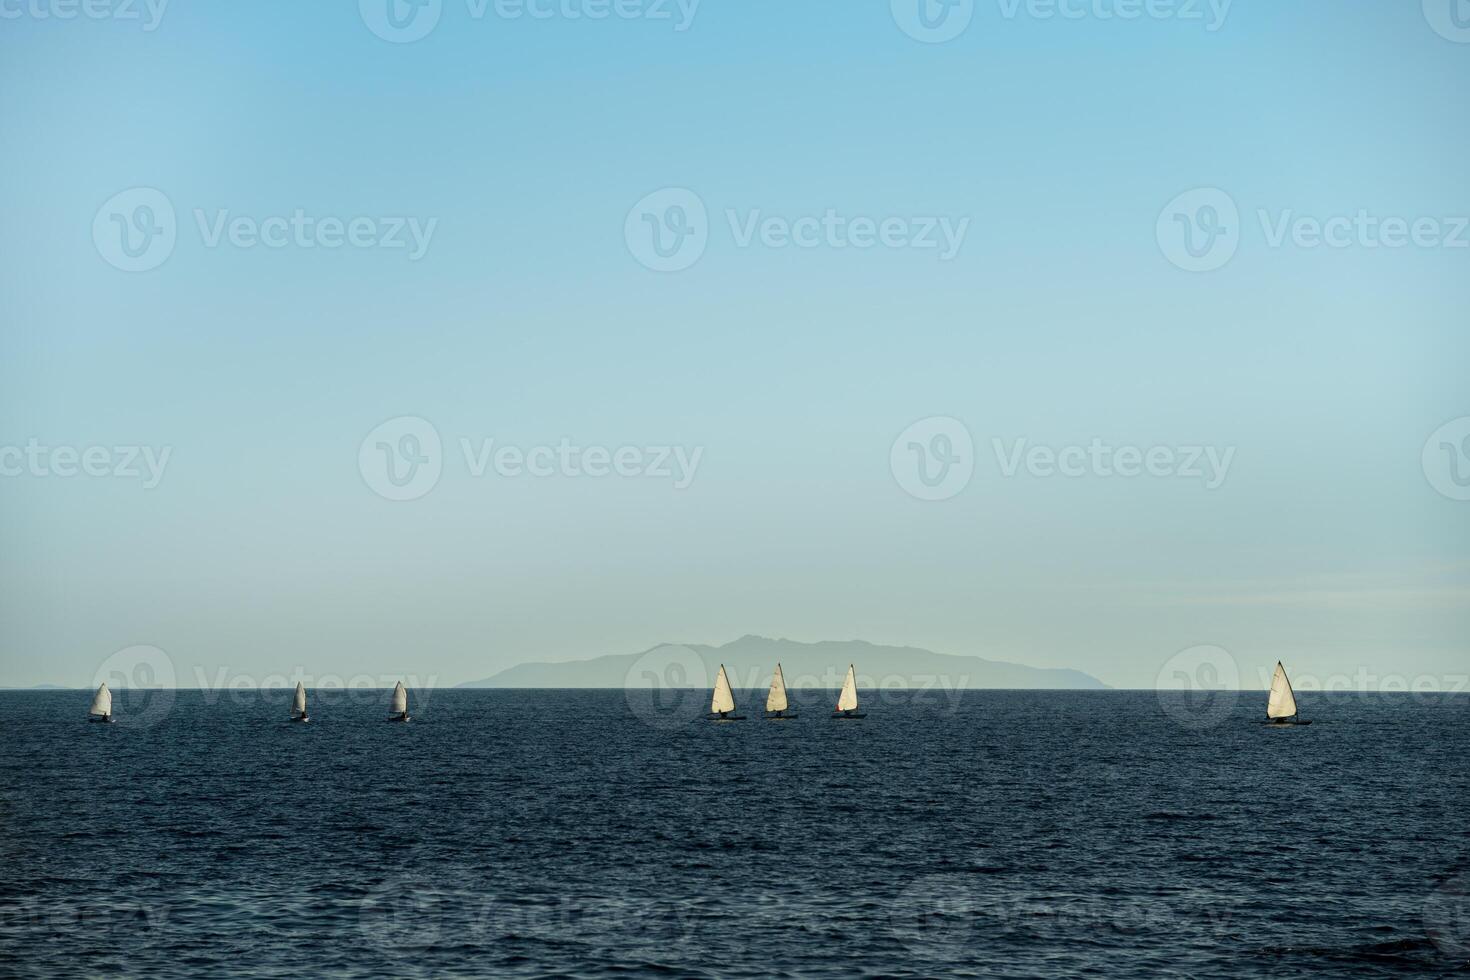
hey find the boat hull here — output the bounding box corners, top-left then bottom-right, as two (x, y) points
(709, 715), (747, 721)
(87, 715), (113, 724)
(831, 712), (867, 719)
(1265, 719), (1311, 726)
(387, 714), (411, 723)
(764, 712), (798, 719)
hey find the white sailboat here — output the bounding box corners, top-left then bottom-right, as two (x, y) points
(709, 664), (745, 720)
(290, 682), (309, 723)
(387, 681), (411, 722)
(764, 663), (796, 719)
(832, 663), (865, 719)
(88, 682), (113, 723)
(1265, 661), (1309, 725)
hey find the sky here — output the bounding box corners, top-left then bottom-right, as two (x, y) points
(1, 0), (1467, 691)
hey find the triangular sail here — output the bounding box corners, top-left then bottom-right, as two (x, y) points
(711, 665), (736, 714)
(765, 663), (788, 713)
(292, 682), (307, 715)
(836, 664), (858, 712)
(90, 683), (111, 717)
(1266, 662), (1297, 719)
(390, 681), (407, 714)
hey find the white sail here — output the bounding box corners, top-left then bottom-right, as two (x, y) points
(711, 665), (736, 714)
(1266, 662), (1297, 719)
(292, 682), (307, 715)
(836, 664), (858, 712)
(90, 683), (111, 717)
(765, 663), (788, 713)
(390, 681), (407, 715)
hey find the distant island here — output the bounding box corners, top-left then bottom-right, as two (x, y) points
(459, 635), (1108, 690)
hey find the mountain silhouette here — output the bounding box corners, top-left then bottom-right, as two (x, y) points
(459, 635), (1107, 689)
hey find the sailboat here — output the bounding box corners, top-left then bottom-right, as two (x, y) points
(290, 682), (309, 723)
(709, 664), (745, 720)
(764, 662), (797, 719)
(88, 682), (113, 723)
(831, 663), (865, 719)
(1264, 661), (1310, 726)
(387, 681), (411, 723)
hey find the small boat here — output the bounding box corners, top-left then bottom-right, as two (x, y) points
(88, 682), (114, 723)
(290, 682), (310, 723)
(831, 664), (866, 719)
(709, 664), (745, 720)
(1264, 661), (1310, 726)
(387, 681), (411, 722)
(764, 662), (797, 719)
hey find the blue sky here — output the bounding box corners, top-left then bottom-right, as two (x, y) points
(1, 0), (1467, 689)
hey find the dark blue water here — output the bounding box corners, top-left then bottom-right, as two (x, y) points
(2, 689), (1467, 978)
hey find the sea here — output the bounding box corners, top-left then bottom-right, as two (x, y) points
(1, 688), (1467, 979)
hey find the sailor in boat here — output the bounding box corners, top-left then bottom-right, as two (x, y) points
(88, 682), (113, 724)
